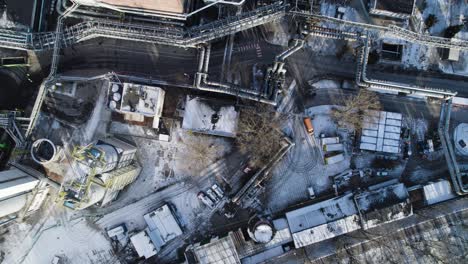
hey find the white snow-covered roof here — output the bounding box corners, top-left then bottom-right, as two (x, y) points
(454, 123), (468, 156)
(285, 193), (357, 233)
(292, 215), (361, 248)
(182, 96), (239, 138)
(253, 224), (273, 243)
(144, 204), (183, 251)
(360, 110), (402, 154)
(191, 236), (241, 264)
(130, 230), (157, 259)
(423, 180), (456, 205)
(0, 169), (39, 200)
(0, 193), (28, 218)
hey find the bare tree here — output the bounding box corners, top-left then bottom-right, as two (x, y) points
(331, 89), (381, 131)
(236, 106), (284, 166)
(178, 133), (230, 175)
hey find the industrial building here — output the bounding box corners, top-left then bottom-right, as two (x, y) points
(3, 0), (52, 31)
(185, 181), (419, 262)
(131, 204), (183, 259)
(0, 168), (49, 225)
(60, 137), (141, 210)
(355, 183), (412, 229)
(409, 179), (456, 208)
(182, 96), (239, 138)
(108, 82), (166, 129)
(74, 0), (189, 15)
(285, 193), (361, 248)
(360, 110), (402, 154)
(185, 218), (292, 264)
(72, 0), (245, 20)
(369, 0), (415, 19)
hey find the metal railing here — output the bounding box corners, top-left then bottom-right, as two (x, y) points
(438, 100), (468, 195)
(0, 112), (29, 148)
(0, 2), (287, 50)
(356, 33), (457, 98)
(290, 9), (468, 50)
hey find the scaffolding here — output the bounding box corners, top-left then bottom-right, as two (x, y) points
(0, 111), (29, 148)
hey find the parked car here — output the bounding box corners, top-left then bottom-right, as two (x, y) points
(375, 170), (389, 177)
(197, 192), (215, 208)
(206, 189), (220, 203)
(211, 184), (225, 198)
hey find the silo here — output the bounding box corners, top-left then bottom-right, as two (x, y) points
(247, 216), (275, 243)
(31, 139), (58, 165)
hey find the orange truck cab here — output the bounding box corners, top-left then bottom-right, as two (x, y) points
(303, 117), (314, 135)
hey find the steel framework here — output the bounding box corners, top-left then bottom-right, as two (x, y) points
(0, 2), (287, 50)
(0, 112), (29, 148)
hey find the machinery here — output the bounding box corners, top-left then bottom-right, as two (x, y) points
(58, 138), (139, 210)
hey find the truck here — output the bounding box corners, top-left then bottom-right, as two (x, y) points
(303, 117), (314, 135)
(323, 143), (344, 152)
(206, 189), (220, 203)
(211, 184), (225, 198)
(197, 192), (215, 208)
(307, 187), (316, 199)
(324, 153), (344, 165)
(320, 136), (340, 146)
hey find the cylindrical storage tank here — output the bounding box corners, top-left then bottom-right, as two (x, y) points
(111, 84), (119, 92)
(247, 216), (275, 243)
(113, 93), (121, 102)
(109, 101), (117, 110)
(77, 183), (106, 210)
(95, 144), (119, 173)
(31, 139), (57, 165)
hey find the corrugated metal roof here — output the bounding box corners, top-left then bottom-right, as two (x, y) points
(130, 230), (157, 259)
(423, 180), (455, 205)
(144, 204), (183, 250)
(360, 111), (402, 154)
(192, 236), (241, 264)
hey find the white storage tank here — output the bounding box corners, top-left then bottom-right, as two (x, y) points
(111, 84), (120, 92)
(113, 93), (121, 102)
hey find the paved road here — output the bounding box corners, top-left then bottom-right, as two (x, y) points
(57, 36), (282, 87)
(306, 88), (441, 121)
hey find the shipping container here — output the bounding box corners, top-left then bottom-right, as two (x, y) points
(323, 143), (344, 152)
(303, 117), (314, 134)
(324, 153), (345, 165)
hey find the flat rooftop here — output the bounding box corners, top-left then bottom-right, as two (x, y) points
(373, 0), (415, 15)
(182, 96), (239, 138)
(144, 204), (183, 251)
(98, 0), (186, 13)
(5, 0), (36, 28)
(285, 193), (357, 233)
